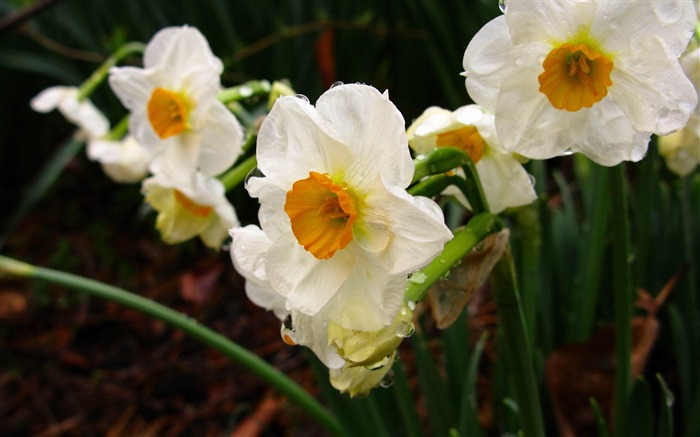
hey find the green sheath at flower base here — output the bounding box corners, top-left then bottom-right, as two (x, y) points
(0, 255), (345, 437)
(411, 147), (490, 214)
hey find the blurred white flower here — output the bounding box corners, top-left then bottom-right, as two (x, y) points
(143, 166), (238, 249)
(230, 83), (452, 332)
(659, 47), (700, 177)
(407, 104), (537, 213)
(87, 136), (152, 183)
(109, 26), (244, 176)
(31, 86), (109, 140)
(463, 0), (698, 166)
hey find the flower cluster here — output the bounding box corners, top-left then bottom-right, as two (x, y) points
(230, 84), (452, 395)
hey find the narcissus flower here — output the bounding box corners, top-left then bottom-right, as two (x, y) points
(109, 26), (243, 176)
(31, 86), (109, 140)
(463, 0), (698, 166)
(230, 84), (452, 331)
(407, 105), (537, 213)
(87, 136), (152, 183)
(143, 166), (238, 249)
(659, 47), (700, 177)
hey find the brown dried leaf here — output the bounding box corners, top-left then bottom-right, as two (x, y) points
(429, 229), (510, 329)
(0, 289), (28, 318)
(180, 262), (224, 306)
(545, 269), (683, 437)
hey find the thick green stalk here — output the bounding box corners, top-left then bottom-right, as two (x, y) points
(77, 42), (146, 100)
(490, 249), (545, 437)
(220, 154), (257, 192)
(0, 255), (345, 437)
(609, 164), (633, 436)
(218, 80), (272, 103)
(404, 213), (502, 303)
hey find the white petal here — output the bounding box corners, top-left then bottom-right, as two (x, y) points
(196, 102), (245, 176)
(230, 225), (287, 318)
(592, 1), (696, 57)
(362, 177), (452, 275)
(406, 106), (451, 155)
(506, 0), (595, 45)
(610, 36), (697, 136)
(30, 86), (72, 112)
(266, 235), (356, 315)
(257, 95), (353, 189)
(322, 260), (407, 331)
(463, 16), (517, 110)
(292, 311), (345, 369)
(476, 152), (537, 213)
(316, 84), (414, 189)
(108, 66), (154, 112)
(144, 26), (223, 77)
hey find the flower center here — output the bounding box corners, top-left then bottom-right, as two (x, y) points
(174, 190), (213, 217)
(147, 87), (190, 139)
(436, 126), (485, 163)
(284, 171), (358, 260)
(538, 43), (613, 112)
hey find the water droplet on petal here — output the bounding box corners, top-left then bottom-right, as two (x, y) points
(561, 148), (575, 156)
(244, 167), (265, 187)
(295, 94), (310, 103)
(407, 301), (416, 311)
(395, 321), (415, 338)
(330, 81), (344, 88)
(528, 174), (536, 187)
(367, 354), (391, 371)
(280, 324), (297, 345)
(498, 0), (506, 13)
(379, 369), (395, 388)
(283, 313), (293, 330)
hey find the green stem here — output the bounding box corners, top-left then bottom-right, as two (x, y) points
(610, 164), (633, 436)
(218, 80), (272, 103)
(106, 115), (130, 141)
(77, 42), (146, 101)
(0, 255), (345, 437)
(490, 249), (545, 437)
(411, 147), (489, 214)
(219, 154), (257, 192)
(405, 213), (502, 303)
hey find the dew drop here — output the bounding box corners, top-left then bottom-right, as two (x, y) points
(238, 86), (253, 98)
(367, 354), (391, 371)
(407, 301), (416, 311)
(395, 321), (415, 338)
(244, 167), (265, 186)
(561, 148), (575, 156)
(379, 370), (395, 388)
(409, 272), (427, 284)
(498, 0), (506, 13)
(330, 81), (344, 88)
(295, 94), (310, 103)
(528, 174), (536, 187)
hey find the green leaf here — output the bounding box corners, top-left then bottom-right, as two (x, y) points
(655, 374), (674, 437)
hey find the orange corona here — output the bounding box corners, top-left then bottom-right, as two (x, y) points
(285, 172), (358, 260)
(147, 87), (190, 139)
(538, 43), (613, 112)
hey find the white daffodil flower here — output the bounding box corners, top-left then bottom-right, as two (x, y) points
(31, 86), (109, 140)
(143, 166), (238, 250)
(407, 105), (537, 213)
(87, 136), (152, 183)
(109, 26), (244, 177)
(230, 84), (452, 332)
(659, 47), (700, 177)
(462, 0), (698, 166)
